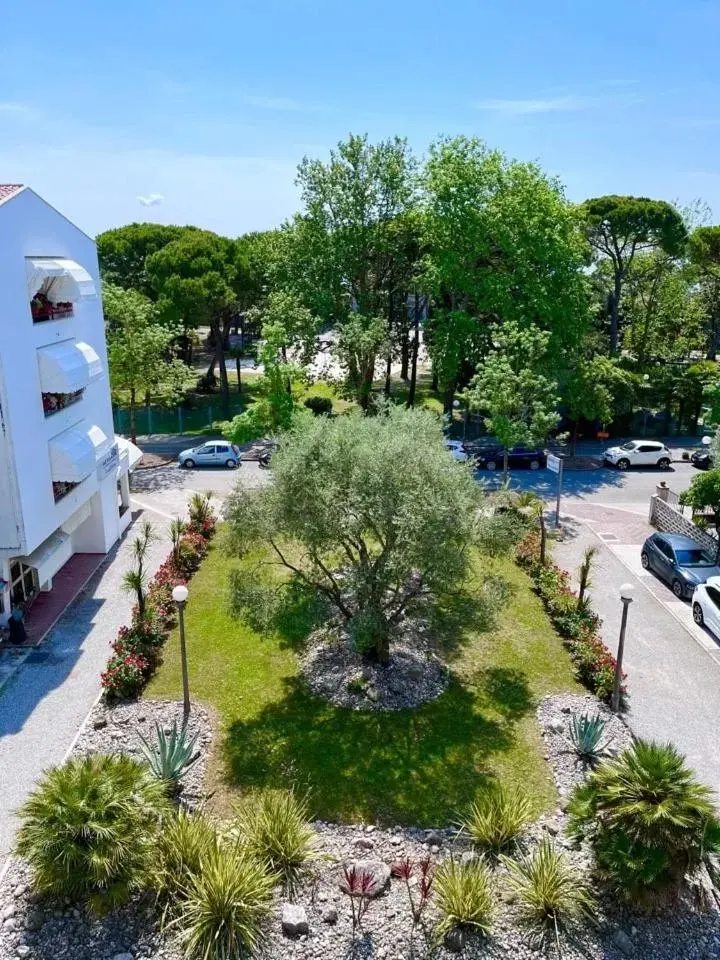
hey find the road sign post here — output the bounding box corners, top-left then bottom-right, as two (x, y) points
(547, 454), (564, 528)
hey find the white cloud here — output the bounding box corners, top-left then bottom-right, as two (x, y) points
(137, 193), (165, 207)
(474, 96), (591, 115)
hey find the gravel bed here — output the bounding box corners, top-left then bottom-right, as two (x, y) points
(300, 628), (449, 711)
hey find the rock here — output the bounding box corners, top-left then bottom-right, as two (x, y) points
(549, 720), (565, 734)
(340, 860), (391, 898)
(322, 907), (338, 925)
(355, 837), (374, 850)
(112, 955), (134, 960)
(430, 844), (440, 854)
(444, 927), (468, 953)
(92, 717), (107, 730)
(424, 829), (443, 846)
(24, 908), (44, 931)
(16, 949), (31, 960)
(543, 819), (561, 836)
(612, 929), (636, 956)
(461, 851), (479, 864)
(389, 835), (403, 846)
(561, 705), (572, 714)
(1, 905), (16, 921)
(281, 903), (309, 937)
(366, 687), (379, 702)
(364, 824), (376, 833)
(12, 885), (27, 899)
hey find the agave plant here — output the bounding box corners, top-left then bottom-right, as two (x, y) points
(138, 720), (200, 790)
(568, 712), (611, 764)
(502, 838), (596, 952)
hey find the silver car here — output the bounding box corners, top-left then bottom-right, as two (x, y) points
(178, 441), (241, 469)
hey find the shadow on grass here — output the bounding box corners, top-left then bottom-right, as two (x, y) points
(223, 667), (534, 826)
(430, 576), (515, 659)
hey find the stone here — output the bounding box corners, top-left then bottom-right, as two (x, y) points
(16, 949), (31, 960)
(366, 687), (379, 702)
(430, 844), (440, 854)
(2, 905), (16, 921)
(612, 929), (636, 956)
(364, 824), (376, 832)
(549, 720), (565, 734)
(322, 907), (338, 925)
(444, 927), (468, 953)
(24, 908), (44, 931)
(282, 903), (309, 937)
(461, 851), (479, 864)
(424, 829), (443, 846)
(543, 819), (561, 836)
(390, 835), (403, 846)
(340, 860), (391, 898)
(112, 955), (134, 960)
(92, 717), (107, 730)
(355, 837), (374, 850)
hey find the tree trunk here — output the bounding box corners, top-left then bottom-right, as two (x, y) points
(214, 321), (230, 418)
(236, 356), (242, 394)
(503, 447), (509, 481)
(407, 293), (420, 408)
(442, 382), (456, 415)
(129, 387), (137, 444)
(384, 350), (392, 397)
(400, 326), (410, 380)
(609, 272), (622, 354)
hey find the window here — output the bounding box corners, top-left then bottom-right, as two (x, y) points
(675, 548), (714, 567)
(10, 561), (36, 605)
(638, 445), (659, 453)
(706, 586), (720, 609)
(620, 441), (638, 451)
(655, 539), (673, 559)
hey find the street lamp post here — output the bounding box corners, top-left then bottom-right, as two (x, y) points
(172, 584), (191, 722)
(612, 583), (635, 713)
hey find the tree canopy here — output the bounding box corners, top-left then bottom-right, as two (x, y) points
(96, 223), (195, 298)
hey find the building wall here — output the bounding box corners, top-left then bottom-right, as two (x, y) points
(0, 189), (121, 622)
(648, 495), (718, 553)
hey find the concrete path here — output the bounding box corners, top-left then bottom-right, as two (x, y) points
(0, 510), (169, 869)
(554, 505), (720, 797)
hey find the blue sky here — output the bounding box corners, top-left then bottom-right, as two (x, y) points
(1, 0), (718, 237)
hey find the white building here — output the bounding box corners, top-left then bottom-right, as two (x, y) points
(0, 184), (138, 630)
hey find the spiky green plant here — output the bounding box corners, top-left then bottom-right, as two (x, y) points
(16, 754), (169, 913)
(460, 783), (532, 856)
(138, 720), (200, 790)
(568, 740), (720, 904)
(170, 517), (188, 566)
(154, 808), (218, 920)
(172, 843), (275, 959)
(569, 712), (611, 764)
(502, 838), (596, 952)
(577, 546), (597, 606)
(433, 856), (494, 938)
(235, 789), (317, 893)
(122, 521), (155, 618)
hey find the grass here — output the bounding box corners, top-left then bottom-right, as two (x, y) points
(146, 544), (580, 825)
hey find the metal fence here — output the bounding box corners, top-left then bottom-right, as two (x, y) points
(112, 395), (247, 437)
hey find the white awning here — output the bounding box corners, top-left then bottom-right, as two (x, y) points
(27, 258), (97, 303)
(37, 340), (101, 394)
(116, 436), (144, 471)
(49, 423), (110, 483)
(22, 531), (72, 586)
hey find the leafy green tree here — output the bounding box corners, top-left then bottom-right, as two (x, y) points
(422, 136), (590, 407)
(224, 406), (480, 663)
(104, 283), (192, 441)
(468, 321), (559, 476)
(688, 226), (720, 359)
(580, 196), (688, 354)
(679, 468), (720, 550)
(146, 230), (238, 416)
(96, 223), (193, 297)
(564, 358), (613, 452)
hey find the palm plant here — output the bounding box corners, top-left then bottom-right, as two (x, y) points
(502, 838), (595, 953)
(16, 754), (169, 913)
(138, 720), (200, 791)
(568, 740), (720, 903)
(235, 789), (317, 894)
(172, 842), (275, 959)
(459, 783), (532, 856)
(577, 546), (597, 606)
(122, 521), (155, 619)
(518, 493), (547, 564)
(569, 712), (611, 764)
(433, 856), (494, 939)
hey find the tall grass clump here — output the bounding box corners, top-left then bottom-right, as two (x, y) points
(434, 857), (494, 939)
(460, 783), (532, 856)
(154, 808), (218, 916)
(16, 754), (169, 913)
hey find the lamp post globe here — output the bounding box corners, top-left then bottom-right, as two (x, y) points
(172, 584), (189, 605)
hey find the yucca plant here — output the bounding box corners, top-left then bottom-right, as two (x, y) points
(169, 517), (188, 567)
(502, 838), (595, 953)
(138, 720), (200, 791)
(577, 546), (597, 606)
(459, 783), (532, 856)
(172, 842), (275, 959)
(154, 808), (218, 920)
(568, 740), (720, 904)
(433, 856), (494, 939)
(121, 521), (155, 619)
(568, 712), (611, 764)
(16, 754), (169, 913)
(235, 789), (317, 893)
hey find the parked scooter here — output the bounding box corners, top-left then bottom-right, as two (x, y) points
(258, 451), (272, 469)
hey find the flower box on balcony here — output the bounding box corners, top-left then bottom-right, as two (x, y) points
(42, 389), (84, 417)
(31, 293), (73, 322)
(53, 479), (80, 503)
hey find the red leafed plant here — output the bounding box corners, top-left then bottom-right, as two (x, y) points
(391, 857), (434, 924)
(339, 865), (379, 932)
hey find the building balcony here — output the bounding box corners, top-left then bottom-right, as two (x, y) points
(52, 479), (82, 503)
(31, 296), (74, 324)
(27, 257), (97, 325)
(42, 389), (84, 418)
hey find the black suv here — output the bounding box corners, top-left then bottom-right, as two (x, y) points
(468, 445), (547, 471)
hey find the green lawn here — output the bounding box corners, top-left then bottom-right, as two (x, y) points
(147, 543), (580, 826)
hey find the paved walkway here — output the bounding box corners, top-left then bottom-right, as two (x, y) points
(0, 510), (169, 868)
(554, 505), (720, 797)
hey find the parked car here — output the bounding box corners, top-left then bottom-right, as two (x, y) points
(444, 440), (469, 462)
(692, 576), (720, 636)
(178, 441), (241, 469)
(469, 445), (547, 471)
(640, 532), (720, 599)
(691, 449), (714, 470)
(604, 440), (671, 470)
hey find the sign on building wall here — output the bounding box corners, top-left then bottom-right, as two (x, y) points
(97, 443), (119, 481)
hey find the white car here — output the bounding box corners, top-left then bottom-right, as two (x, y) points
(604, 440), (672, 470)
(692, 576), (720, 638)
(445, 440), (469, 462)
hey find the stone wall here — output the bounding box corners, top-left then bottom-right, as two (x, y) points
(649, 495), (717, 553)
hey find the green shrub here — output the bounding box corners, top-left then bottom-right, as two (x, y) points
(138, 720), (200, 791)
(303, 394), (333, 415)
(434, 857), (494, 938)
(569, 712), (611, 764)
(16, 754), (169, 912)
(460, 784), (532, 856)
(568, 740), (720, 904)
(502, 838), (595, 950)
(235, 789), (317, 893)
(172, 843), (275, 959)
(154, 808), (218, 915)
(100, 651), (150, 701)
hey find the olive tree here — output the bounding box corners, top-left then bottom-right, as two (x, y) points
(223, 406), (480, 663)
